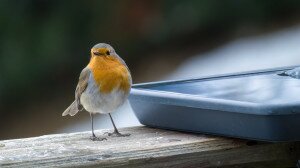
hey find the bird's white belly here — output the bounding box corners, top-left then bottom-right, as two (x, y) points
(80, 74), (128, 114)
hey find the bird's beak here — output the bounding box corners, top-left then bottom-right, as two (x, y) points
(93, 51), (101, 56)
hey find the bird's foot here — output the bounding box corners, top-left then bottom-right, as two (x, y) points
(104, 131), (130, 137)
(90, 135), (107, 141)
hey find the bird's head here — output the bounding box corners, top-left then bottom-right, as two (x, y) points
(89, 43), (127, 69)
(90, 43), (116, 58)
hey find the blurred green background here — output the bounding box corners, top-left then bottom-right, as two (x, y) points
(1, 0), (300, 140)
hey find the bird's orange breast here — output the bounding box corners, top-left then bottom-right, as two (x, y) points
(88, 56), (131, 94)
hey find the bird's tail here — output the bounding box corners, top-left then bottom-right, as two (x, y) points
(62, 101), (79, 116)
(277, 71), (288, 76)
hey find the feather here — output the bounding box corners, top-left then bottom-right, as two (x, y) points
(62, 101), (79, 116)
(62, 67), (91, 116)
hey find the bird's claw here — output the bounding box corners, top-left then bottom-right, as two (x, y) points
(104, 131), (130, 137)
(90, 135), (107, 141)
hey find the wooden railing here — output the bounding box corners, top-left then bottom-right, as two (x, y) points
(0, 126), (299, 168)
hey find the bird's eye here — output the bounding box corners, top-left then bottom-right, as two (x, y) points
(106, 51), (110, 55)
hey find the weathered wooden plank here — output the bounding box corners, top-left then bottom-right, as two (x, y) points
(0, 126), (299, 168)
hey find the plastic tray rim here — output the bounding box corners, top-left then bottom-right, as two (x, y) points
(130, 65), (300, 116)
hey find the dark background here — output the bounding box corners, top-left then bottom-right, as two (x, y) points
(1, 0), (300, 140)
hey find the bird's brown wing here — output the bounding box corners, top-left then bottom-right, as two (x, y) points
(62, 67), (90, 116)
(75, 66), (91, 110)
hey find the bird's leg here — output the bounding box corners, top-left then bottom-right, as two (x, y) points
(89, 113), (106, 141)
(106, 113), (130, 137)
(90, 113), (96, 137)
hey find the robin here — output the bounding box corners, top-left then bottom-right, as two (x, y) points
(62, 43), (132, 141)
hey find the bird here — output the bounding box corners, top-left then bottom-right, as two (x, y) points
(278, 67), (300, 79)
(62, 43), (132, 141)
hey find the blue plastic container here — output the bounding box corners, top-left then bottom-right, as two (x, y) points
(129, 66), (300, 142)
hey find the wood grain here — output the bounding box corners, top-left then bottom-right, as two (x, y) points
(0, 126), (299, 168)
